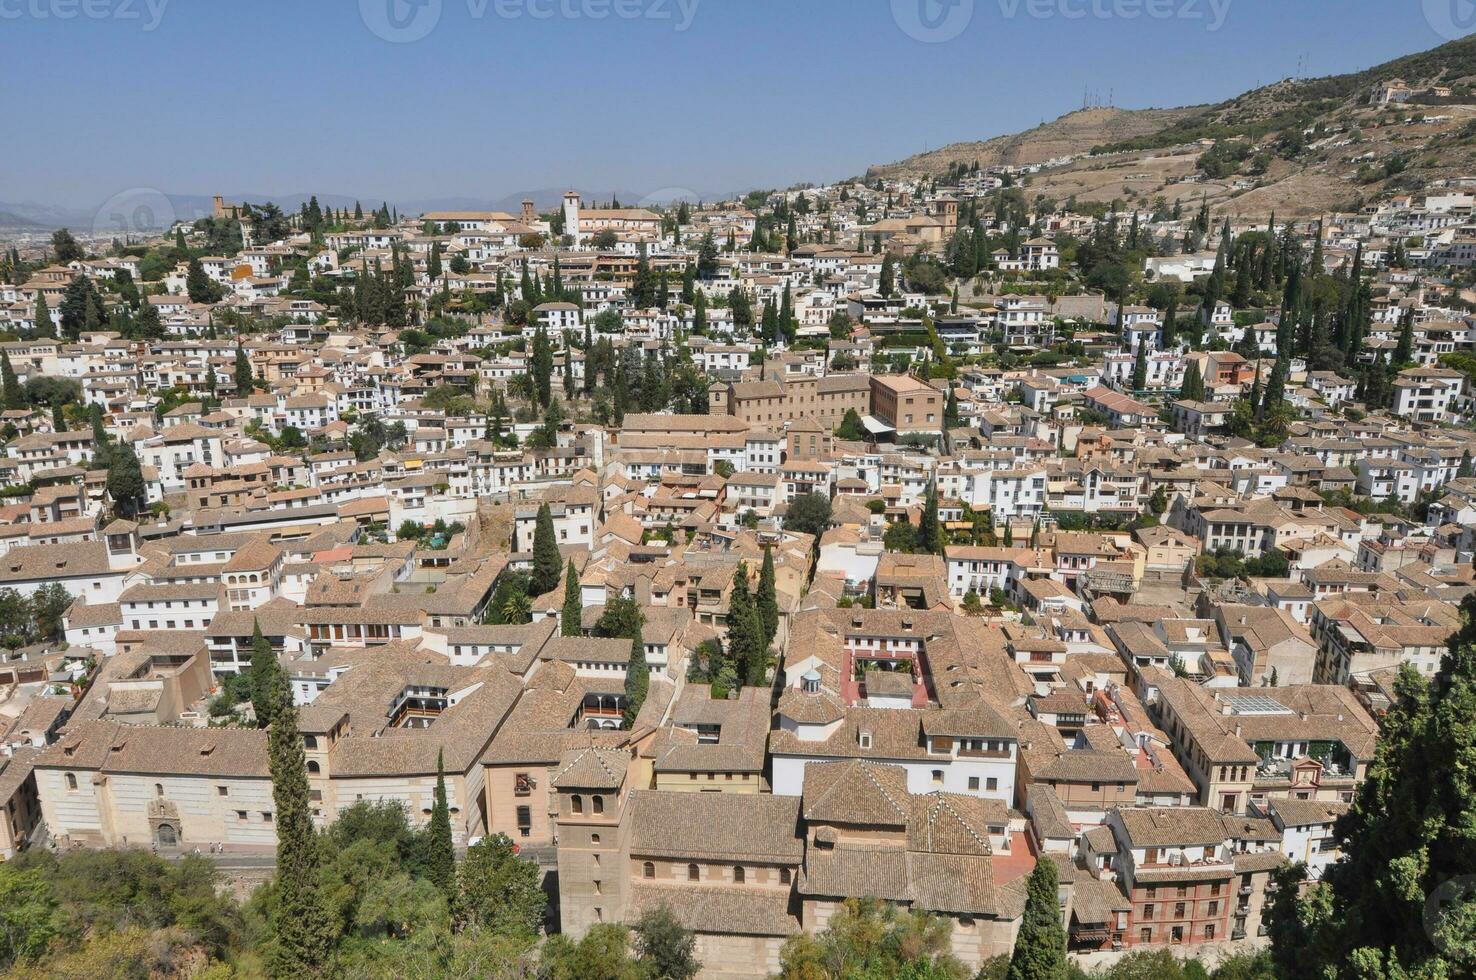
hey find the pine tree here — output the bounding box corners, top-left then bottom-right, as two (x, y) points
(1007, 857), (1067, 980)
(530, 502), (561, 597)
(265, 656), (335, 978)
(756, 547), (779, 648)
(426, 749), (455, 900)
(561, 559), (582, 637)
(623, 625), (648, 728)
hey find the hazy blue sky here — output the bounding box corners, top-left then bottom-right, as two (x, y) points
(0, 0), (1466, 210)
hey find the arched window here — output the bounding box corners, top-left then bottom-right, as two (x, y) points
(643, 862), (655, 879)
(591, 833), (600, 843)
(733, 865), (746, 884)
(306, 760), (320, 774)
(155, 783), (164, 797)
(571, 795), (583, 814)
(593, 795), (604, 814)
(687, 863), (700, 881)
(65, 773), (77, 790)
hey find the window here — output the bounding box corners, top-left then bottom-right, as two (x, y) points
(1203, 924), (1216, 940)
(1208, 901), (1219, 916)
(734, 866), (745, 884)
(643, 862), (655, 879)
(217, 786), (228, 796)
(262, 811), (274, 823)
(590, 833), (600, 843)
(516, 806), (531, 836)
(1174, 902), (1186, 918)
(1140, 928), (1152, 944)
(986, 777), (998, 791)
(780, 868), (791, 885)
(155, 783), (164, 797)
(236, 810), (248, 822)
(1143, 904), (1155, 920)
(572, 795), (583, 814)
(593, 796), (604, 814)
(688, 864), (700, 881)
(968, 777), (980, 791)
(65, 773), (76, 790)
(306, 761), (320, 774)
(931, 770), (944, 786)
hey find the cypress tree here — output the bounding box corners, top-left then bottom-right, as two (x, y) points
(234, 344), (253, 393)
(33, 291), (53, 338)
(561, 559), (582, 637)
(727, 562), (757, 687)
(1160, 291), (1179, 349)
(1268, 595), (1476, 978)
(1180, 360), (1204, 402)
(265, 659), (335, 978)
(249, 619), (285, 728)
(1393, 308), (1414, 366)
(50, 402), (65, 433)
(0, 352), (21, 410)
(530, 502), (561, 597)
(1458, 450), (1473, 480)
(756, 547), (779, 648)
(918, 482), (943, 556)
(426, 749), (455, 900)
(1007, 857), (1067, 980)
(531, 323), (553, 407)
(623, 624), (648, 728)
(1130, 342), (1148, 391)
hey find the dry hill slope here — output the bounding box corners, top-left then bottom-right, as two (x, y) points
(865, 106), (1200, 180)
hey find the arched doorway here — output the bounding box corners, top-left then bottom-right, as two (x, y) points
(154, 823), (178, 848)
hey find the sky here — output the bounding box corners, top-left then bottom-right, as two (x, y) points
(0, 0), (1468, 213)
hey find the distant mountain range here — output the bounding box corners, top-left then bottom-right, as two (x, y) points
(0, 185), (734, 233)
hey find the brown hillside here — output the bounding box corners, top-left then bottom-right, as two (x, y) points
(865, 107), (1201, 180)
